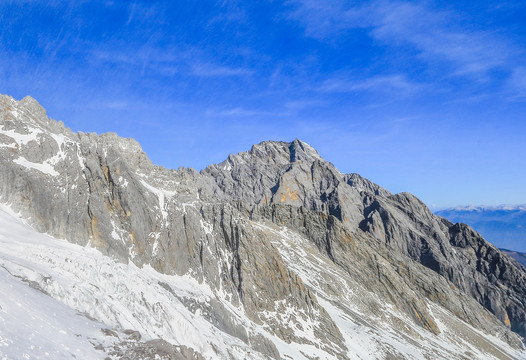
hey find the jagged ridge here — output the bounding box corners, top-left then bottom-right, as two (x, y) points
(1, 94), (525, 359)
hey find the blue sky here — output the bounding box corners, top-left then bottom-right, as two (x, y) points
(1, 0), (525, 208)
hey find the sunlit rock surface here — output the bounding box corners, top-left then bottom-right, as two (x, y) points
(1, 94), (525, 359)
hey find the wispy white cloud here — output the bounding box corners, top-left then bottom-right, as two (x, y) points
(205, 107), (283, 117)
(319, 74), (421, 95)
(207, 1), (248, 27)
(100, 101), (130, 110)
(126, 1), (139, 25)
(508, 67), (526, 101)
(284, 99), (327, 110)
(441, 93), (489, 105)
(89, 46), (179, 67)
(284, 0), (369, 39)
(370, 2), (512, 77)
(286, 0), (518, 78)
(87, 45), (253, 78)
(204, 99), (329, 120)
(190, 63), (253, 77)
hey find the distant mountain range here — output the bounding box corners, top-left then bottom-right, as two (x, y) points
(500, 249), (526, 268)
(434, 205), (526, 253)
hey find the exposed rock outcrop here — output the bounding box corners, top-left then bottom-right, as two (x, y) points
(1, 94), (525, 359)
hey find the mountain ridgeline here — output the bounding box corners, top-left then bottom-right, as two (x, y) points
(435, 205), (526, 253)
(0, 94), (525, 359)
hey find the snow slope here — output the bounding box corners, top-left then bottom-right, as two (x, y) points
(0, 206), (113, 359)
(1, 201), (524, 359)
(0, 204), (263, 359)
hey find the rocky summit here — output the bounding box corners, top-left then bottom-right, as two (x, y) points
(0, 94), (525, 360)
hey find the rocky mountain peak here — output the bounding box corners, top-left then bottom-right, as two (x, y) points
(19, 95), (45, 112)
(1, 94), (70, 137)
(222, 139), (324, 169)
(288, 139), (322, 163)
(201, 139), (337, 207)
(1, 95), (526, 359)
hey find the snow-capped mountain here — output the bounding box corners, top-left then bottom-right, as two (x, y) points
(500, 249), (526, 268)
(435, 205), (526, 253)
(442, 205), (526, 212)
(1, 94), (525, 359)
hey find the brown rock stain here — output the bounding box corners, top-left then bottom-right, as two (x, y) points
(89, 215), (104, 247)
(103, 166), (109, 183)
(340, 234), (355, 245)
(130, 230), (143, 255)
(280, 187), (299, 203)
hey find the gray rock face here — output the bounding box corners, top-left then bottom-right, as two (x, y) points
(1, 94), (525, 359)
(435, 205), (526, 252)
